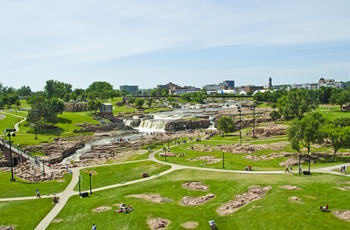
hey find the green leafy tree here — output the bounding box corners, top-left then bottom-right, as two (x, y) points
(269, 110), (281, 124)
(287, 112), (325, 154)
(86, 81), (114, 100)
(217, 116), (235, 136)
(277, 89), (319, 120)
(321, 117), (350, 161)
(134, 98), (144, 109)
(146, 98), (153, 108)
(44, 80), (72, 99)
(17, 85), (32, 97)
(329, 90), (350, 110)
(88, 100), (102, 114)
(27, 93), (65, 131)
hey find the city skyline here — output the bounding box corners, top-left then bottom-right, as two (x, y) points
(1, 0), (350, 91)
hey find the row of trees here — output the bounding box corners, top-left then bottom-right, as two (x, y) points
(288, 112), (350, 161)
(254, 86), (350, 107)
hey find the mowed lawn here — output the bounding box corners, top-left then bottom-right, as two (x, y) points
(75, 161), (172, 191)
(46, 169), (350, 230)
(0, 171), (72, 198)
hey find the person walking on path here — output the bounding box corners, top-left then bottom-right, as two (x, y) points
(36, 189), (41, 198)
(285, 165), (289, 173)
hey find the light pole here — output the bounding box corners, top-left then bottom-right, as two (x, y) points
(66, 123), (69, 132)
(251, 106), (255, 137)
(237, 107), (242, 144)
(89, 173), (93, 194)
(33, 109), (38, 140)
(78, 174), (81, 196)
(163, 145), (167, 162)
(42, 159), (45, 175)
(6, 128), (16, 182)
(17, 144), (20, 164)
(222, 151), (225, 169)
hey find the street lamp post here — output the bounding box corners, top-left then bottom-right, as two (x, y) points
(78, 174), (81, 196)
(163, 145), (167, 162)
(42, 159), (45, 175)
(17, 144), (20, 164)
(66, 123), (68, 132)
(237, 107), (242, 144)
(89, 173), (93, 194)
(32, 109), (38, 139)
(6, 128), (16, 182)
(251, 106), (255, 137)
(222, 151), (225, 169)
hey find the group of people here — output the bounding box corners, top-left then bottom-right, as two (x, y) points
(115, 204), (133, 213)
(285, 165), (293, 173)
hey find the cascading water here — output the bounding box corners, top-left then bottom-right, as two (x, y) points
(137, 119), (167, 133)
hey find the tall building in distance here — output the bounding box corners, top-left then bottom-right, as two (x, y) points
(268, 77), (272, 89)
(221, 80), (235, 89)
(120, 85), (139, 94)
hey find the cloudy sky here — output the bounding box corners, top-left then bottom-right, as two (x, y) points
(1, 0), (350, 91)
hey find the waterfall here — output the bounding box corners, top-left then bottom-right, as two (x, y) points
(136, 119), (167, 133)
(124, 119), (134, 127)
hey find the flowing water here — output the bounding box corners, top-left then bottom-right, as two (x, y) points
(64, 102), (237, 161)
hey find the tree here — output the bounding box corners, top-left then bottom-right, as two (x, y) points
(88, 100), (102, 114)
(329, 90), (350, 110)
(277, 89), (319, 120)
(146, 98), (153, 108)
(86, 81), (114, 100)
(134, 98), (144, 109)
(316, 86), (337, 104)
(269, 110), (281, 124)
(217, 117), (235, 136)
(44, 80), (72, 99)
(287, 112), (325, 154)
(17, 85), (32, 97)
(321, 117), (350, 161)
(27, 93), (65, 131)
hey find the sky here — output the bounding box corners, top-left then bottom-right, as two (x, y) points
(1, 0), (350, 91)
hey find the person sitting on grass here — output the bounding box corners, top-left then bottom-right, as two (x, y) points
(320, 204), (329, 212)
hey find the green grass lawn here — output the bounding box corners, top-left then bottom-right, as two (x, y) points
(75, 161), (171, 191)
(0, 198), (54, 230)
(46, 169), (350, 230)
(0, 171), (72, 198)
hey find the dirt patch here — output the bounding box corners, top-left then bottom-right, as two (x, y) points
(280, 185), (301, 190)
(181, 194), (215, 206)
(189, 141), (289, 154)
(334, 186), (350, 191)
(126, 194), (172, 203)
(51, 218), (62, 223)
(182, 181), (208, 191)
(289, 196), (304, 204)
(147, 218), (171, 230)
(82, 169), (98, 175)
(188, 156), (221, 164)
(303, 195), (317, 199)
(181, 221), (198, 229)
(243, 152), (298, 163)
(0, 226), (15, 230)
(333, 210), (350, 222)
(92, 206), (112, 212)
(217, 185), (272, 215)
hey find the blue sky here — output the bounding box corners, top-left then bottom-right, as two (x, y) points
(1, 0), (350, 91)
